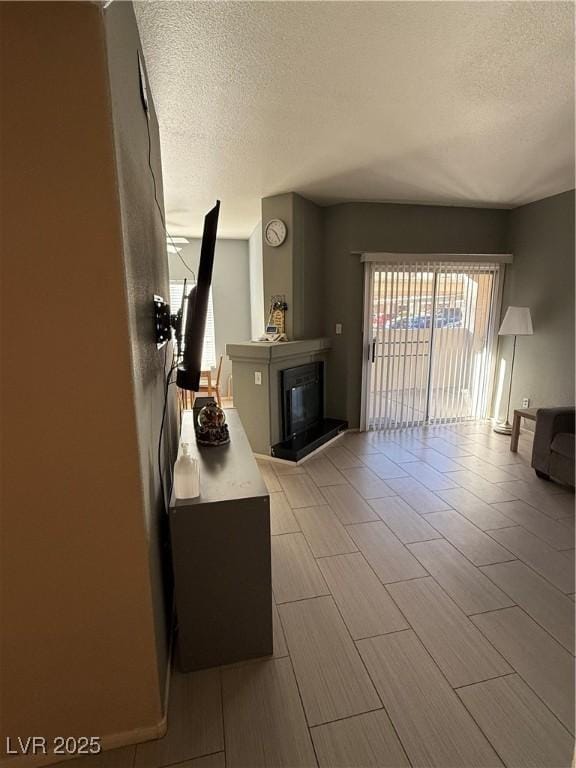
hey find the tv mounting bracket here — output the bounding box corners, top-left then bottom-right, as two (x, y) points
(153, 295), (181, 349)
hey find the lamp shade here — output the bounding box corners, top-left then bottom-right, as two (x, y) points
(498, 306), (533, 336)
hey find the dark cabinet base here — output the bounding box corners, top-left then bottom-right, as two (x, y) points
(169, 410), (272, 671)
(171, 495), (272, 671)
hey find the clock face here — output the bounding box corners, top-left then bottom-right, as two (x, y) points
(265, 219), (287, 247)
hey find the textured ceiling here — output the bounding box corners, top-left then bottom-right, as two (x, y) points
(134, 1), (575, 238)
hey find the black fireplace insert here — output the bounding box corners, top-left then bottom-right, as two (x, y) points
(281, 362), (323, 439)
(271, 361), (347, 462)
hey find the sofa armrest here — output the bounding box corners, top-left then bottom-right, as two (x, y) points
(532, 407), (575, 474)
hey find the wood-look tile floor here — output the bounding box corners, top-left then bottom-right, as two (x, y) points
(55, 423), (575, 768)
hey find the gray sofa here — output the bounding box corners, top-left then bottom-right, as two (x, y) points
(531, 407), (575, 488)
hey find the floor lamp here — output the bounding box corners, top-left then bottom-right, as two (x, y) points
(493, 306), (533, 435)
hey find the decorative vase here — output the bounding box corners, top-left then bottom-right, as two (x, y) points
(196, 401), (230, 446)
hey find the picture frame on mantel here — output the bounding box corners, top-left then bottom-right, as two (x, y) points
(262, 295), (288, 341)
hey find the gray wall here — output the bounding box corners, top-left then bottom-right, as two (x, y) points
(293, 194), (325, 339)
(496, 190), (575, 420)
(262, 193), (295, 337)
(228, 341), (330, 454)
(323, 203), (510, 426)
(262, 192), (324, 340)
(259, 192), (574, 430)
(105, 1), (177, 700)
(249, 222), (265, 339)
(169, 239), (251, 390)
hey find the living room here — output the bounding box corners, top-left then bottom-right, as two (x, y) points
(1, 2), (574, 768)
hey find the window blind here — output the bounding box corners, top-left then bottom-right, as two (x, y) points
(365, 261), (501, 430)
(169, 280), (217, 370)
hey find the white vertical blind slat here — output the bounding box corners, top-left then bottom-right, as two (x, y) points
(446, 266), (458, 423)
(393, 263), (405, 427)
(400, 261), (409, 426)
(462, 261), (478, 422)
(416, 262), (429, 426)
(453, 266), (467, 422)
(382, 267), (390, 430)
(374, 266), (383, 430)
(477, 267), (495, 419)
(387, 265), (396, 428)
(405, 265), (414, 429)
(478, 261), (488, 420)
(444, 264), (456, 422)
(379, 266), (389, 430)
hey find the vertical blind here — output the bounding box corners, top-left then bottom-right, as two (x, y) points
(366, 261), (500, 430)
(169, 280), (217, 370)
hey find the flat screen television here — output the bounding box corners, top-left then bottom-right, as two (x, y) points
(176, 200), (220, 391)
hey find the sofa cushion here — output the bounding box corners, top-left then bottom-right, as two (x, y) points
(551, 432), (575, 459)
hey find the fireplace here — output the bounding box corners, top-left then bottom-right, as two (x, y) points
(271, 361), (347, 462)
(281, 362), (323, 439)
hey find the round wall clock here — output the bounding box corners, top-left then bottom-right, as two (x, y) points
(264, 219), (287, 247)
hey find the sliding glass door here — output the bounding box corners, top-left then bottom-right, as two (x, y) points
(362, 260), (502, 430)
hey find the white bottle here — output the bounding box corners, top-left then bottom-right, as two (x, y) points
(174, 443), (200, 500)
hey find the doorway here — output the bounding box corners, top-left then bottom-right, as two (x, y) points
(361, 259), (503, 430)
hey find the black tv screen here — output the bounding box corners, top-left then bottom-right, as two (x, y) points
(176, 200), (220, 391)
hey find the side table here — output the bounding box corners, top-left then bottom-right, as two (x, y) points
(510, 407), (537, 452)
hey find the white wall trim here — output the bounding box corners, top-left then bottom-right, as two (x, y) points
(358, 252), (514, 264)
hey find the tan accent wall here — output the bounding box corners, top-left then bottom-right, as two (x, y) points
(1, 2), (168, 758)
